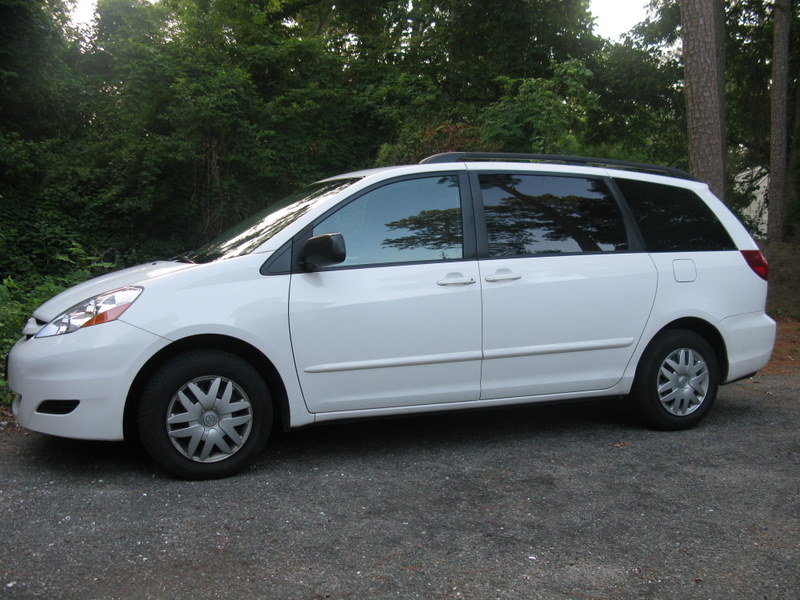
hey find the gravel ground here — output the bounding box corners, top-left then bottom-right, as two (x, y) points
(0, 374), (798, 600)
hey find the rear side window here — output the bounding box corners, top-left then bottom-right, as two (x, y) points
(479, 174), (628, 257)
(615, 179), (735, 252)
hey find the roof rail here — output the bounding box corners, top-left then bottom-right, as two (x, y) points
(419, 152), (695, 181)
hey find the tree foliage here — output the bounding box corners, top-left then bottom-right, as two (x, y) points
(0, 0), (798, 295)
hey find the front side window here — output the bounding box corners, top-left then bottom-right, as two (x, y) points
(313, 175), (463, 267)
(479, 174), (628, 257)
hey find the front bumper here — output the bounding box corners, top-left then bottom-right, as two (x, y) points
(8, 320), (169, 440)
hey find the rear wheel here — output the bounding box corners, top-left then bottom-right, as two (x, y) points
(138, 350), (272, 479)
(632, 330), (719, 430)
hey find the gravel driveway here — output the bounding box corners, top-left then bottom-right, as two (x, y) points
(1, 373), (798, 600)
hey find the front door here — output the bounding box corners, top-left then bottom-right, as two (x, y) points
(289, 174), (483, 414)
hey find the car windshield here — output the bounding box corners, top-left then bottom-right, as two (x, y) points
(188, 178), (360, 263)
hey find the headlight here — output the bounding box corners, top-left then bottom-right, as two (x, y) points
(36, 287), (143, 338)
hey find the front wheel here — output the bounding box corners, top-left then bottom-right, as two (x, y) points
(138, 350), (273, 479)
(632, 330), (719, 430)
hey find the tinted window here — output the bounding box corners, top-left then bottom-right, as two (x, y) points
(615, 179), (735, 252)
(313, 176), (463, 267)
(479, 174), (628, 257)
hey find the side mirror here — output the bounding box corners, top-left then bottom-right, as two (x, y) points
(300, 233), (346, 271)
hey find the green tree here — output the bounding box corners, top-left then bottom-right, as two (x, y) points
(479, 60), (599, 155)
(585, 40), (686, 165)
(0, 0), (90, 279)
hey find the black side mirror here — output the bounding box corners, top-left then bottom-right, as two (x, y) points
(300, 233), (346, 271)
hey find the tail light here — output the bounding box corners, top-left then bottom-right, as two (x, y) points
(741, 250), (769, 281)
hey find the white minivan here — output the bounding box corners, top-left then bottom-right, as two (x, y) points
(7, 153), (776, 478)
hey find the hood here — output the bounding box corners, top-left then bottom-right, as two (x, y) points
(33, 261), (197, 322)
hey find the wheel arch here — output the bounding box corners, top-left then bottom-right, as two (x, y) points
(123, 334), (290, 442)
(647, 317), (728, 381)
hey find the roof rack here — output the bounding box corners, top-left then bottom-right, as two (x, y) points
(419, 152), (695, 181)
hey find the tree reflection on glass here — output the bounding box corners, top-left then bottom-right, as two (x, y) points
(316, 175), (463, 265)
(382, 208), (462, 255)
(480, 174), (628, 256)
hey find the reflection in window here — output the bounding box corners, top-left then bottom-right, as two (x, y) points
(314, 176), (463, 266)
(191, 179), (359, 262)
(479, 174), (628, 257)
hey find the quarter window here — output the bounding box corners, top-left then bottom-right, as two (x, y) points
(479, 174), (628, 257)
(614, 179), (735, 252)
(313, 175), (463, 267)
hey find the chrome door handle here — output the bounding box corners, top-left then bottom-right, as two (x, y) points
(437, 276), (476, 286)
(485, 271), (522, 282)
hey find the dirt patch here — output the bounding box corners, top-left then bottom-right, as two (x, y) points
(761, 316), (800, 375)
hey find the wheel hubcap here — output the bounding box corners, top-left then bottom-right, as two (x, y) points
(657, 348), (709, 416)
(201, 412), (219, 427)
(166, 376), (254, 463)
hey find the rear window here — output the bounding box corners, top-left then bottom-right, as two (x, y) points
(615, 179), (735, 252)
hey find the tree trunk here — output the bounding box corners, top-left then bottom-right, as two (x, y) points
(767, 0), (791, 242)
(681, 0), (726, 200)
(314, 3), (335, 36)
(788, 63), (800, 242)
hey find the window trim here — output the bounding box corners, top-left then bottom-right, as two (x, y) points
(289, 171), (476, 273)
(605, 177), (647, 252)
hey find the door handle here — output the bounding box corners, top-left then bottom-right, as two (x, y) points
(437, 275), (476, 286)
(485, 270), (522, 283)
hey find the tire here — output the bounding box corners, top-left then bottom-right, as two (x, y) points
(137, 350), (273, 479)
(632, 329), (719, 431)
